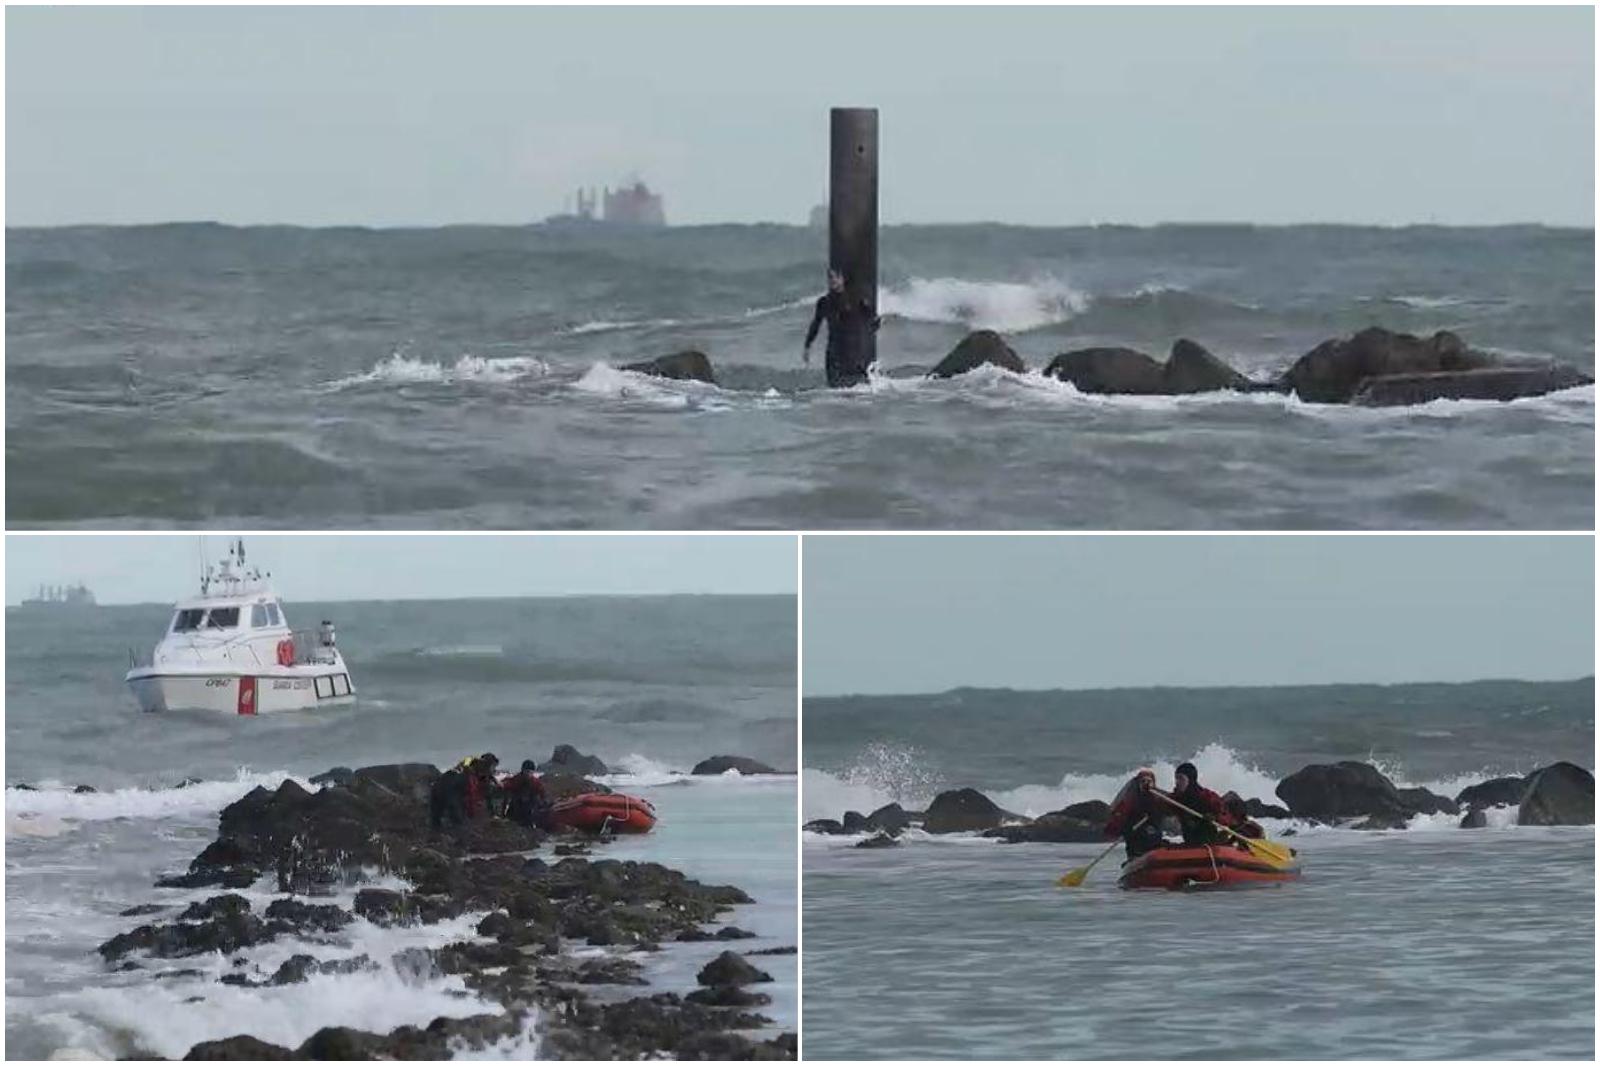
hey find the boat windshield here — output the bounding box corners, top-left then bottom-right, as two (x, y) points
(204, 607), (240, 629)
(172, 608), (206, 632)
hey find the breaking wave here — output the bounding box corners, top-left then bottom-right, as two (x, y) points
(880, 276), (1089, 332)
(5, 770), (303, 838)
(327, 352), (550, 389)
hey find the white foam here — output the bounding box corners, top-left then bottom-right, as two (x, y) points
(328, 352), (549, 389)
(571, 362), (712, 409)
(5, 772), (303, 836)
(880, 276), (1089, 332)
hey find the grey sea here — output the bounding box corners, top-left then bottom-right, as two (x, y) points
(4, 595), (797, 1059)
(803, 680), (1595, 1059)
(6, 223), (1593, 529)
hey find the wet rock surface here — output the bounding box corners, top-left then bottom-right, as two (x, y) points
(538, 744), (609, 777)
(1517, 762), (1595, 826)
(622, 349), (717, 384)
(931, 330), (1026, 377)
(95, 760), (792, 1060)
(691, 754), (781, 775)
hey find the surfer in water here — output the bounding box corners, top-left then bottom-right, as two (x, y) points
(804, 268), (881, 387)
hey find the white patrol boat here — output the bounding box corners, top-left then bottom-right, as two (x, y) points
(125, 540), (355, 715)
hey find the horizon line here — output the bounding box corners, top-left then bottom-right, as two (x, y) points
(805, 675), (1596, 700)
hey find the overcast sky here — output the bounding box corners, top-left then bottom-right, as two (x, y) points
(6, 535), (796, 605)
(803, 536), (1595, 695)
(7, 6), (1593, 227)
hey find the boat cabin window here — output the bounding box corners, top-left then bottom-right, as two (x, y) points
(251, 604), (270, 628)
(204, 607), (240, 629)
(267, 603), (282, 626)
(172, 608), (206, 632)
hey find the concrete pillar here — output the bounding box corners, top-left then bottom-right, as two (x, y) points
(830, 107), (879, 372)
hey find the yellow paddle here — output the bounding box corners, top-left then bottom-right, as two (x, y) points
(1056, 817), (1143, 887)
(1151, 788), (1295, 865)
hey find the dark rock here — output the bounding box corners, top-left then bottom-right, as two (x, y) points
(308, 766), (355, 788)
(1243, 798), (1293, 820)
(178, 894), (252, 923)
(184, 1035), (294, 1060)
(622, 350), (716, 384)
(1397, 787), (1458, 816)
(865, 803), (912, 835)
(1517, 762), (1595, 826)
(1044, 347), (1168, 394)
(930, 330), (1025, 378)
(1164, 338), (1255, 393)
(73, 784), (97, 794)
(745, 945), (798, 956)
(1350, 811), (1412, 831)
(855, 832), (901, 849)
(1275, 762), (1411, 822)
(352, 887), (464, 927)
(100, 902), (272, 961)
(539, 772), (610, 801)
(119, 904), (169, 918)
(262, 898), (352, 934)
(1459, 808), (1489, 829)
(691, 755), (780, 776)
(295, 1026), (389, 1060)
(1352, 365), (1592, 405)
(923, 788), (1015, 833)
(12, 783), (36, 791)
(266, 953), (372, 987)
(686, 985), (774, 1008)
(346, 762), (439, 805)
(1059, 800), (1111, 822)
(841, 810), (869, 834)
(1456, 776), (1526, 809)
(697, 950), (772, 987)
(539, 744), (609, 777)
(1280, 327), (1492, 404)
(983, 810), (1103, 844)
(802, 818), (846, 835)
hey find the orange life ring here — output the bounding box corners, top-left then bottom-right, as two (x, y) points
(276, 639), (295, 667)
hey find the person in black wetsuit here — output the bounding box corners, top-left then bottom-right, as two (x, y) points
(804, 268), (881, 387)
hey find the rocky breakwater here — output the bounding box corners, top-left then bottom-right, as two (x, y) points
(98, 760), (795, 1060)
(806, 759), (1593, 844)
(925, 325), (1590, 405)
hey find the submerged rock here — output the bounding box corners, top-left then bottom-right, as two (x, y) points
(1516, 762), (1595, 826)
(691, 755), (780, 776)
(1459, 808), (1489, 830)
(802, 818), (846, 835)
(1397, 787), (1458, 816)
(930, 330), (1025, 378)
(854, 832), (901, 849)
(622, 350), (716, 384)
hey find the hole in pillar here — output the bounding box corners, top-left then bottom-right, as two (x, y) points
(857, 145), (865, 155)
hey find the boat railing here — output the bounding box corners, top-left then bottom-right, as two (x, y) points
(290, 630), (340, 666)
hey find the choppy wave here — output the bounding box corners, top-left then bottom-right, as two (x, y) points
(803, 741), (1553, 833)
(880, 276), (1089, 332)
(5, 771), (302, 838)
(327, 352), (550, 390)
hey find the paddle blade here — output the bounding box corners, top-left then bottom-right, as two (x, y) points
(1056, 867), (1090, 887)
(1243, 836), (1295, 865)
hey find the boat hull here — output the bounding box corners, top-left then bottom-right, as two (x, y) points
(548, 792), (657, 835)
(1118, 844), (1301, 890)
(126, 668), (356, 714)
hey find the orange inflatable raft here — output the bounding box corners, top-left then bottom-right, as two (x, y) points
(1118, 843), (1301, 890)
(548, 792), (657, 835)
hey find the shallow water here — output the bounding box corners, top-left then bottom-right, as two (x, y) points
(4, 594), (797, 1059)
(802, 827), (1594, 1059)
(7, 223), (1592, 529)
